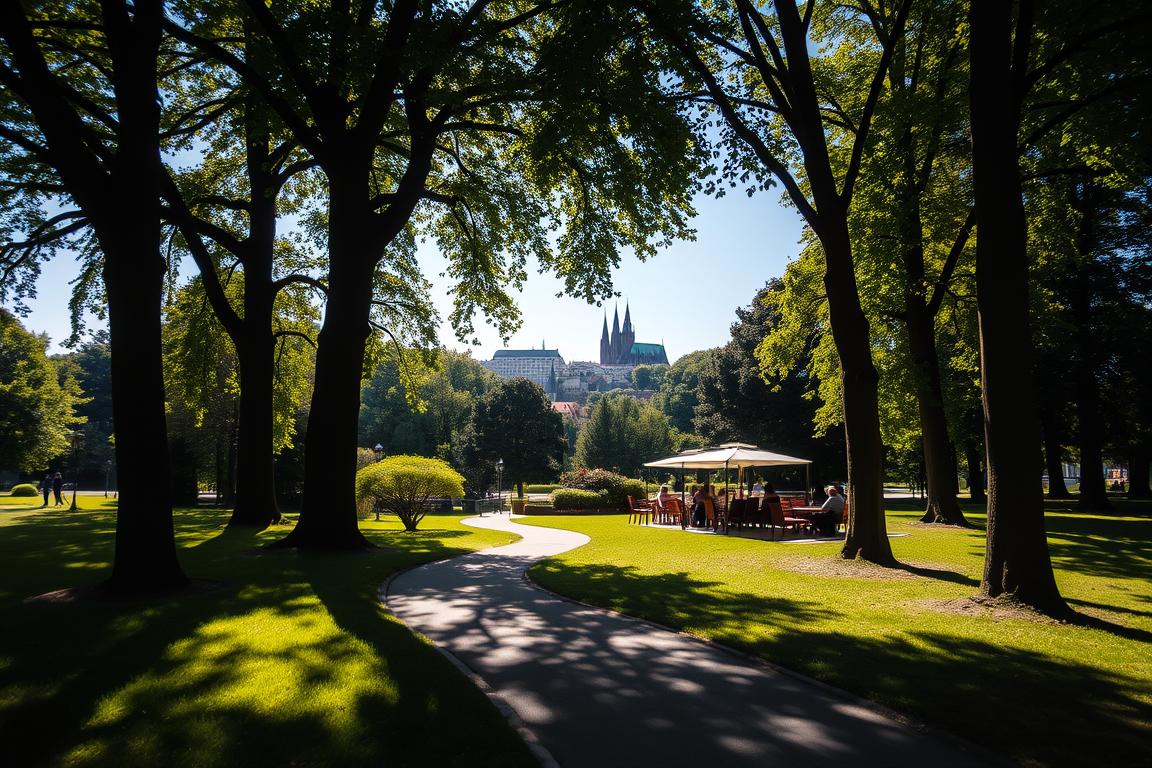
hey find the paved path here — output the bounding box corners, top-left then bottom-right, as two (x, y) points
(385, 515), (995, 768)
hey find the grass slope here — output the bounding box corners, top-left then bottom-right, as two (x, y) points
(522, 499), (1152, 768)
(0, 495), (536, 768)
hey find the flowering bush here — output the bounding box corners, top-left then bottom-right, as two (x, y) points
(557, 468), (645, 508)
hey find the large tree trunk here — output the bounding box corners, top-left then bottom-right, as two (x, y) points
(1040, 409), (1071, 498)
(228, 105), (281, 528)
(821, 222), (893, 563)
(970, 0), (1067, 615)
(1129, 448), (1151, 498)
(276, 176), (373, 550)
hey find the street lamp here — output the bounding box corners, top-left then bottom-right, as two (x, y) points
(68, 430), (84, 512)
(104, 459), (112, 498)
(373, 443), (385, 462)
(495, 458), (504, 514)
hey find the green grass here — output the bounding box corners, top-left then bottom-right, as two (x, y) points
(0, 494), (536, 768)
(521, 499), (1152, 768)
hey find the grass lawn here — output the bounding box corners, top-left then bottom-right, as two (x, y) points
(0, 494), (537, 768)
(521, 498), (1152, 768)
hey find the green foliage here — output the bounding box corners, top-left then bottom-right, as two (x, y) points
(550, 488), (609, 510)
(355, 455), (465, 532)
(557, 467), (644, 508)
(9, 483), (38, 497)
(462, 379), (565, 490)
(524, 484), (559, 494)
(631, 364), (667, 391)
(574, 394), (673, 474)
(0, 309), (84, 472)
(651, 350), (714, 434)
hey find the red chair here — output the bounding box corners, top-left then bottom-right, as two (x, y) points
(664, 497), (685, 528)
(768, 502), (808, 541)
(627, 495), (651, 525)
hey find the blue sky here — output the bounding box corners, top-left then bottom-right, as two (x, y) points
(13, 188), (804, 365)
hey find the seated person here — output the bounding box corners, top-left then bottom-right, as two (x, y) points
(656, 484), (672, 511)
(751, 479), (764, 497)
(691, 484), (713, 528)
(812, 484), (845, 536)
(761, 483), (781, 505)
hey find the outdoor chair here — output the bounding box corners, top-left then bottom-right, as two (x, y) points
(703, 498), (725, 532)
(838, 506), (849, 533)
(727, 498), (748, 529)
(664, 497), (685, 527)
(768, 502), (808, 541)
(627, 495), (651, 525)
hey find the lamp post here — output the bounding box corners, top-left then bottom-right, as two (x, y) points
(68, 430), (84, 512)
(104, 459), (112, 498)
(496, 458), (504, 514)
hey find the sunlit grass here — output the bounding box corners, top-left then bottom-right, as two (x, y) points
(0, 496), (535, 768)
(522, 498), (1152, 768)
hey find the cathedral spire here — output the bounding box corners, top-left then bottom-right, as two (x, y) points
(623, 302), (633, 333)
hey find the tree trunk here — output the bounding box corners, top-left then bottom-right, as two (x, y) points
(965, 443), (986, 504)
(275, 179), (373, 550)
(1070, 182), (1110, 510)
(1040, 409), (1071, 498)
(1128, 448), (1151, 498)
(821, 222), (893, 563)
(970, 0), (1067, 615)
(228, 113), (281, 527)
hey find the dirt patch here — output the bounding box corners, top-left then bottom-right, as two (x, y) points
(776, 556), (922, 580)
(920, 595), (1067, 624)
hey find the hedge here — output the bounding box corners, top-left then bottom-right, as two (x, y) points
(10, 483), (38, 497)
(524, 484), (560, 494)
(550, 488), (607, 510)
(557, 468), (647, 508)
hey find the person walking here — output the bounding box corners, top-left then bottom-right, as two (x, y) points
(51, 471), (64, 507)
(40, 472), (52, 507)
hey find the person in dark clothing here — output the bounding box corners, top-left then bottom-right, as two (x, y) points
(51, 471), (64, 506)
(40, 472), (52, 507)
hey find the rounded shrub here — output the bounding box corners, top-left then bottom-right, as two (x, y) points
(10, 483), (38, 497)
(550, 488), (608, 511)
(356, 454), (465, 531)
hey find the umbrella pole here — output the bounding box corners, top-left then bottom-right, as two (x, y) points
(806, 464), (811, 504)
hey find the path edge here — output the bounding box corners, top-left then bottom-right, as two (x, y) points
(380, 564), (561, 768)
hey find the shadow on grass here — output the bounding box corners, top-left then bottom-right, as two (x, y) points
(529, 560), (1150, 768)
(0, 513), (535, 768)
(1044, 512), (1152, 581)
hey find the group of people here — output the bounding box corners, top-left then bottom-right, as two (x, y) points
(39, 471), (65, 507)
(653, 480), (847, 536)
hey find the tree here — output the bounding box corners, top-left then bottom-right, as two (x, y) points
(631, 364), (667, 391)
(969, 1), (1066, 614)
(651, 349), (713, 434)
(0, 1), (187, 591)
(355, 455), (464, 532)
(169, 2), (700, 550)
(465, 379), (564, 496)
(0, 309), (84, 472)
(574, 394), (672, 474)
(643, 0), (914, 563)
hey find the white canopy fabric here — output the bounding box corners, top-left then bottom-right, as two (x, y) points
(643, 443), (811, 470)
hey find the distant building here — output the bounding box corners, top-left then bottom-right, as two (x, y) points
(599, 304), (669, 366)
(481, 348), (565, 391)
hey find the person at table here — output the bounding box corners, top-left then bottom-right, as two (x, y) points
(656, 484), (672, 513)
(751, 478), (764, 497)
(813, 484), (844, 536)
(761, 483), (781, 506)
(691, 484), (713, 528)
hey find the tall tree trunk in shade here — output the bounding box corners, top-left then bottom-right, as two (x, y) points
(1128, 449), (1151, 498)
(970, 0), (1067, 615)
(1041, 410), (1071, 498)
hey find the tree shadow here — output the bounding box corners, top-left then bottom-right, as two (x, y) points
(1044, 513), (1152, 581)
(526, 561), (1150, 768)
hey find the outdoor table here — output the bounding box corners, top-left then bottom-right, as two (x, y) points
(791, 506), (823, 517)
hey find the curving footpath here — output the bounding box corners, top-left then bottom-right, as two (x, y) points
(384, 515), (997, 767)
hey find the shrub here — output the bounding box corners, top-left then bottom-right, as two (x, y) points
(524, 484), (559, 494)
(557, 468), (645, 508)
(550, 488), (608, 511)
(10, 483), (38, 497)
(356, 455), (465, 531)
